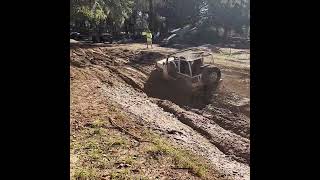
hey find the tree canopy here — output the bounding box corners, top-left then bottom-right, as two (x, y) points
(71, 0), (250, 42)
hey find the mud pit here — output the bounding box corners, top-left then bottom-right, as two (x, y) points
(70, 43), (250, 180)
(144, 70), (207, 108)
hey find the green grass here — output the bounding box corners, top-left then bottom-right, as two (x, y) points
(71, 112), (215, 179)
(91, 119), (106, 128)
(110, 169), (131, 180)
(88, 148), (103, 160)
(71, 123), (134, 179)
(144, 134), (209, 178)
(123, 156), (135, 165)
(108, 137), (127, 147)
(73, 167), (99, 180)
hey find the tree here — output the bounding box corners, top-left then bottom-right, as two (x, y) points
(71, 0), (134, 40)
(70, 0), (250, 44)
(133, 0), (167, 32)
(204, 0), (250, 40)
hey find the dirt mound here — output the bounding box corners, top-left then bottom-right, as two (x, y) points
(130, 51), (166, 64)
(71, 46), (167, 67)
(70, 47), (132, 68)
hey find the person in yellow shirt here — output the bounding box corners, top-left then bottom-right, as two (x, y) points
(145, 30), (152, 48)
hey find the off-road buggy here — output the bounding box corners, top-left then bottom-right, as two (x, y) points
(154, 48), (221, 104)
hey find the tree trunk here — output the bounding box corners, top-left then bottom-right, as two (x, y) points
(131, 10), (137, 34)
(92, 24), (101, 43)
(148, 0), (154, 32)
(223, 27), (230, 42)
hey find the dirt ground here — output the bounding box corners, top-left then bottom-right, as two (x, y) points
(70, 42), (250, 180)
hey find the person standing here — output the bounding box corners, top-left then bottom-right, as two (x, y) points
(146, 30), (153, 48)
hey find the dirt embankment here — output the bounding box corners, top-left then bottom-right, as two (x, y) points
(70, 65), (222, 180)
(70, 43), (250, 180)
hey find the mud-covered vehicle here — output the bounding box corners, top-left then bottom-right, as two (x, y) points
(154, 49), (221, 104)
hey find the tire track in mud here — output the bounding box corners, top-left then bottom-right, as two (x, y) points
(202, 105), (250, 139)
(107, 65), (145, 91)
(155, 99), (250, 164)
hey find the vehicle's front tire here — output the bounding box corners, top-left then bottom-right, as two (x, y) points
(202, 66), (221, 84)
